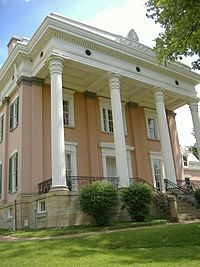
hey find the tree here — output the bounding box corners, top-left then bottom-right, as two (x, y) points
(188, 144), (199, 160)
(145, 0), (200, 70)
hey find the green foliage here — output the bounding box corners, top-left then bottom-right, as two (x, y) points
(121, 183), (153, 221)
(78, 181), (119, 226)
(188, 144), (199, 160)
(146, 0), (200, 69)
(194, 188), (200, 207)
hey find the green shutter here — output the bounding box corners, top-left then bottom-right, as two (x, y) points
(15, 153), (18, 191)
(10, 103), (14, 130)
(9, 157), (12, 193)
(16, 97), (19, 125)
(0, 115), (3, 142)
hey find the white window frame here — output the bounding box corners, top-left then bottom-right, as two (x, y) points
(63, 89), (75, 128)
(0, 113), (4, 143)
(37, 199), (47, 213)
(9, 150), (18, 194)
(10, 95), (19, 131)
(65, 141), (78, 191)
(99, 97), (127, 135)
(182, 155), (188, 167)
(100, 142), (133, 178)
(145, 108), (160, 140)
(150, 152), (165, 191)
(0, 162), (2, 199)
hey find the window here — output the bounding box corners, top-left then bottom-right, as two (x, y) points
(102, 107), (113, 133)
(0, 113), (4, 142)
(145, 109), (159, 140)
(38, 200), (47, 213)
(65, 142), (78, 191)
(9, 151), (18, 193)
(63, 89), (75, 127)
(183, 155), (188, 167)
(99, 98), (127, 134)
(150, 153), (164, 191)
(0, 163), (2, 199)
(10, 96), (19, 131)
(65, 153), (72, 177)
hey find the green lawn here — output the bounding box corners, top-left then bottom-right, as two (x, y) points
(1, 223), (200, 267)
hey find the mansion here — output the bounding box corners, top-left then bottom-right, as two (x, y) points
(0, 13), (200, 229)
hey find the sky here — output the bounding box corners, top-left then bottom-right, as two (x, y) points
(0, 0), (199, 147)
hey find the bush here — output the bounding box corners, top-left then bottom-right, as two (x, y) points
(194, 188), (200, 207)
(78, 181), (119, 226)
(121, 183), (153, 222)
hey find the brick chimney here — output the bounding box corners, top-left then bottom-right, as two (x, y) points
(7, 36), (21, 55)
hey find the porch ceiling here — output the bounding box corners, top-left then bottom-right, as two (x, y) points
(37, 59), (188, 111)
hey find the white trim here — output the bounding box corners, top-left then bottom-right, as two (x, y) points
(7, 206), (13, 219)
(10, 149), (18, 157)
(65, 141), (77, 176)
(150, 152), (165, 191)
(37, 199), (47, 214)
(63, 88), (75, 128)
(10, 94), (19, 105)
(144, 108), (160, 140)
(100, 142), (133, 178)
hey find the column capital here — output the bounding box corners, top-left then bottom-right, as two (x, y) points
(153, 87), (165, 103)
(2, 97), (10, 105)
(107, 72), (120, 91)
(188, 97), (200, 112)
(48, 56), (64, 75)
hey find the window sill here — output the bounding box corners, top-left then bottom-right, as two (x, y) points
(37, 211), (48, 218)
(64, 125), (75, 129)
(147, 138), (160, 142)
(9, 190), (17, 195)
(9, 123), (19, 133)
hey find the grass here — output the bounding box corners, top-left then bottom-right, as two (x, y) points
(0, 220), (166, 238)
(0, 222), (200, 266)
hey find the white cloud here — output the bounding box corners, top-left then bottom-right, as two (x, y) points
(87, 0), (161, 48)
(87, 0), (199, 146)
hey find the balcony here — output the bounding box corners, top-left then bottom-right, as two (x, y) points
(38, 176), (119, 194)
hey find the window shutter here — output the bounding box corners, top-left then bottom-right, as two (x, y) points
(0, 115), (3, 142)
(16, 97), (19, 125)
(15, 153), (18, 191)
(10, 104), (14, 130)
(9, 158), (12, 193)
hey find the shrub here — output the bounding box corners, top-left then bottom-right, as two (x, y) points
(194, 188), (200, 207)
(78, 181), (119, 226)
(121, 183), (153, 221)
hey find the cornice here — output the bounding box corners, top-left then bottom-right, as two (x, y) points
(17, 76), (44, 86)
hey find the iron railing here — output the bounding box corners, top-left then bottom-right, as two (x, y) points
(38, 176), (119, 194)
(164, 178), (197, 206)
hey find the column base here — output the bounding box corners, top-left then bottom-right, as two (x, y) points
(50, 186), (69, 192)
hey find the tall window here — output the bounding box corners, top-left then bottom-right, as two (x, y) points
(9, 152), (18, 193)
(145, 109), (159, 140)
(99, 98), (127, 134)
(63, 89), (75, 127)
(150, 152), (164, 191)
(0, 114), (4, 143)
(65, 153), (72, 177)
(102, 107), (113, 133)
(152, 159), (163, 190)
(0, 162), (2, 199)
(10, 96), (19, 131)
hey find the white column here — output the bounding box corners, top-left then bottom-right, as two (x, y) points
(107, 72), (129, 187)
(49, 56), (67, 189)
(153, 88), (177, 184)
(188, 97), (200, 159)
